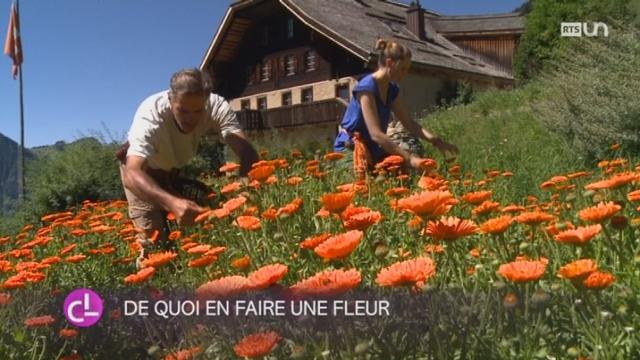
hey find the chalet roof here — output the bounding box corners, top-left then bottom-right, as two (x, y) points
(429, 12), (526, 36)
(201, 0), (526, 81)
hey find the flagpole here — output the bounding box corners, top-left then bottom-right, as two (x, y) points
(16, 0), (25, 202)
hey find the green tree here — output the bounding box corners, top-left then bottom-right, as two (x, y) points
(513, 0), (639, 80)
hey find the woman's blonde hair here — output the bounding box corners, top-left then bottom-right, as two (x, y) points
(375, 38), (412, 67)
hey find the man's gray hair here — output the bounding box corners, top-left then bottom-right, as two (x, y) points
(169, 68), (214, 98)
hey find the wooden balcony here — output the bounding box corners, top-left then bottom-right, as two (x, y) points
(236, 98), (347, 131)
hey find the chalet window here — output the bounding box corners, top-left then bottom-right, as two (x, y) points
(287, 18), (294, 39)
(241, 99), (251, 110)
(282, 91), (292, 106)
(336, 83), (350, 101)
(257, 97), (267, 110)
(304, 50), (317, 72)
(260, 60), (272, 82)
(284, 55), (297, 76)
(301, 87), (313, 103)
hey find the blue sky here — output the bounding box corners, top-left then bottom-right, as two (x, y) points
(0, 0), (525, 147)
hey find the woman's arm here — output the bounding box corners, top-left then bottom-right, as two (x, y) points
(392, 96), (459, 157)
(359, 92), (421, 167)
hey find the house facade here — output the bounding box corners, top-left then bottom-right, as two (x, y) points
(199, 0), (525, 151)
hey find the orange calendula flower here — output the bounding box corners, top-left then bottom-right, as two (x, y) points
(582, 271), (615, 290)
(567, 171), (590, 179)
(314, 230), (363, 260)
(124, 267), (156, 284)
(555, 225), (602, 245)
(286, 176), (303, 186)
(418, 158), (438, 171)
(223, 196), (247, 213)
(248, 165), (275, 183)
(324, 152), (345, 161)
(627, 189), (640, 202)
(320, 192), (354, 213)
(375, 155), (404, 169)
(24, 315), (55, 328)
(187, 244), (211, 255)
(558, 259), (598, 280)
(59, 328), (78, 339)
(342, 210), (382, 231)
(0, 260), (13, 273)
(168, 231), (181, 241)
(417, 176), (448, 191)
(290, 269), (361, 296)
(498, 260), (546, 283)
(397, 190), (457, 219)
(337, 181), (368, 194)
(234, 331), (282, 358)
(231, 255), (251, 270)
(219, 162), (240, 173)
(195, 275), (249, 300)
(261, 207), (277, 221)
(142, 251), (177, 268)
(376, 257), (437, 287)
(545, 221), (574, 236)
(502, 204), (525, 213)
(340, 205), (370, 220)
(3, 279), (25, 289)
(578, 202), (621, 223)
(276, 198), (303, 218)
(585, 172), (638, 190)
(316, 207), (330, 218)
(479, 215), (513, 234)
(60, 244), (77, 256)
(460, 190), (492, 205)
(165, 346), (203, 360)
(65, 254), (87, 263)
(247, 264), (288, 290)
(514, 211), (554, 225)
(385, 187), (409, 197)
(235, 216), (262, 231)
(471, 200), (501, 216)
(300, 233), (332, 250)
(425, 217), (478, 240)
(221, 181), (242, 195)
(188, 255), (218, 268)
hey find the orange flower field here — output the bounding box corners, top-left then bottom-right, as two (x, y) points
(1, 149), (640, 359)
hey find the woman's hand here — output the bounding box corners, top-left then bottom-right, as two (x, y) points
(430, 137), (459, 161)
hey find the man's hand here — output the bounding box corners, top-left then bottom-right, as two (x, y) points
(170, 198), (206, 226)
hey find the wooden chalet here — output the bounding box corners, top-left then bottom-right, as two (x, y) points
(199, 0), (525, 150)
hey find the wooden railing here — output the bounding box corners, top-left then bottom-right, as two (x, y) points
(236, 99), (347, 131)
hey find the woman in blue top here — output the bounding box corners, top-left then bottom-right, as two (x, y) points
(333, 38), (457, 170)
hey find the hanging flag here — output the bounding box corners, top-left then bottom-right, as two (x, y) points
(4, 2), (22, 79)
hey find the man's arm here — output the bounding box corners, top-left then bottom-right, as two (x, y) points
(122, 156), (176, 211)
(122, 155), (204, 225)
(224, 131), (259, 176)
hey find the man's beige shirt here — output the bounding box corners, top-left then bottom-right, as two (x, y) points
(126, 90), (242, 171)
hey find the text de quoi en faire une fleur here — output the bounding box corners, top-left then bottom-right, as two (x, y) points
(123, 299), (390, 319)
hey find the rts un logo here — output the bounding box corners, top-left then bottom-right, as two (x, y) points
(63, 288), (104, 327)
(561, 22), (609, 37)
